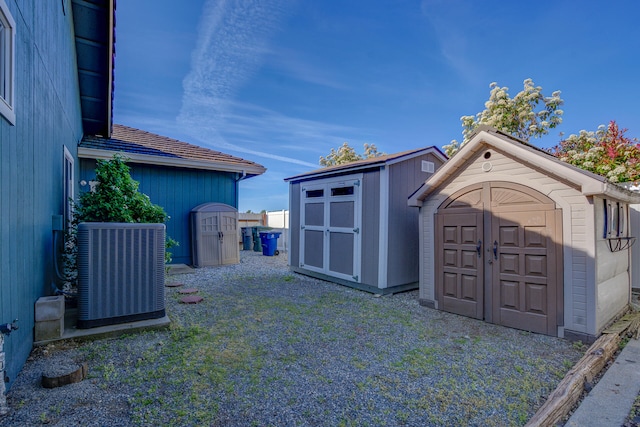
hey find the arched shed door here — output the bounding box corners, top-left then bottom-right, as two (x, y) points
(434, 182), (563, 335)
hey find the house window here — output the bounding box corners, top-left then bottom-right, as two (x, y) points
(63, 147), (74, 227)
(0, 0), (15, 125)
(618, 203), (627, 237)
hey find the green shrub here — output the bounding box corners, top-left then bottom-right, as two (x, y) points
(75, 154), (167, 224)
(63, 154), (178, 291)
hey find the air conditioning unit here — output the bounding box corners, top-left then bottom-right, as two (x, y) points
(77, 223), (166, 329)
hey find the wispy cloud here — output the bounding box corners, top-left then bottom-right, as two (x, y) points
(178, 0), (315, 165)
(177, 0), (372, 168)
(420, 0), (480, 84)
(265, 47), (348, 90)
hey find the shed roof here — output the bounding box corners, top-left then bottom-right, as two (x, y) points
(79, 124), (266, 177)
(285, 146), (447, 182)
(408, 126), (640, 206)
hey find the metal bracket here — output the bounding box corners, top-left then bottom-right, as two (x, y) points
(0, 320), (18, 336)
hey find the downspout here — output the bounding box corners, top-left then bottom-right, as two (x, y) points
(0, 320), (18, 416)
(235, 171), (247, 208)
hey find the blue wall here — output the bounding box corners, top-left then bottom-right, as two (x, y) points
(0, 0), (84, 386)
(79, 160), (240, 265)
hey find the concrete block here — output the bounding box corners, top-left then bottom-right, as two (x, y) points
(35, 318), (64, 341)
(35, 296), (64, 322)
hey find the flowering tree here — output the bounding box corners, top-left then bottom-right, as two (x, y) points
(320, 142), (384, 167)
(444, 78), (564, 156)
(552, 121), (640, 183)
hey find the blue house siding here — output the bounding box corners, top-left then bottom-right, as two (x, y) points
(0, 0), (83, 387)
(79, 160), (240, 265)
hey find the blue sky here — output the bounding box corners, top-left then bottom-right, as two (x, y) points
(113, 0), (640, 213)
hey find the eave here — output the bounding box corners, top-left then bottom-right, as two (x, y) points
(408, 127), (640, 207)
(78, 146), (266, 177)
(72, 0), (114, 137)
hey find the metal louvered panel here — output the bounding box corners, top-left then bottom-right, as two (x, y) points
(77, 222), (165, 328)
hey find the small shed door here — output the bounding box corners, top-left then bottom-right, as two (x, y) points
(436, 211), (484, 319)
(434, 182), (562, 335)
(300, 176), (362, 282)
(492, 209), (559, 335)
(219, 211), (239, 265)
(191, 203), (239, 267)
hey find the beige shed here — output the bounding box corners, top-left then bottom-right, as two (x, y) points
(409, 126), (640, 341)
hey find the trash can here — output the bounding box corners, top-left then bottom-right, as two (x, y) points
(241, 227), (252, 250)
(259, 232), (281, 256)
(252, 227), (261, 252)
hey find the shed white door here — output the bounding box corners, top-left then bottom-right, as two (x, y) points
(435, 182), (562, 335)
(300, 176), (362, 282)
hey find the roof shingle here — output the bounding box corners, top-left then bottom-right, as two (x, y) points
(79, 124), (266, 176)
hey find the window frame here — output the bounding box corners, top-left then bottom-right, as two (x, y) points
(63, 146), (74, 228)
(0, 0), (15, 125)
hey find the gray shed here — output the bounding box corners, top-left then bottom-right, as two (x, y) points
(409, 127), (640, 341)
(285, 147), (447, 294)
(190, 203), (239, 267)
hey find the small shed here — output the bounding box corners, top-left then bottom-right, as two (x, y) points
(191, 203), (239, 267)
(286, 147), (447, 294)
(79, 124), (266, 265)
(409, 127), (640, 341)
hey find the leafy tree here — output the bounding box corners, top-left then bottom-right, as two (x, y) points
(444, 78), (564, 156)
(552, 121), (640, 183)
(319, 142), (384, 167)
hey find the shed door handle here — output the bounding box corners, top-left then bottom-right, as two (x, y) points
(493, 240), (498, 260)
(476, 240), (482, 258)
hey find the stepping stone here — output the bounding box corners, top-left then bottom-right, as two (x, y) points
(165, 282), (184, 288)
(180, 295), (204, 304)
(42, 361), (88, 388)
(178, 288), (198, 294)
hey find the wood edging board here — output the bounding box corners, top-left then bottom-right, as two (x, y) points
(525, 312), (640, 427)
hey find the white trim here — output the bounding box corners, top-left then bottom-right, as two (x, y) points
(378, 166), (389, 288)
(78, 147), (266, 175)
(63, 146), (74, 227)
(298, 173), (363, 282)
(0, 0), (16, 125)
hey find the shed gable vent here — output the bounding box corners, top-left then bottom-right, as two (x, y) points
(421, 160), (435, 173)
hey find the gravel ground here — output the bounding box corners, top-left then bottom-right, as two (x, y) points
(1, 251), (584, 427)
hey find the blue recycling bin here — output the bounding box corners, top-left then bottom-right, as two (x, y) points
(259, 232), (281, 256)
